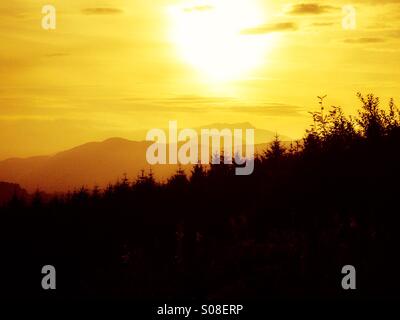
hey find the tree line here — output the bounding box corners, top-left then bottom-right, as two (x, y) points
(1, 93), (400, 300)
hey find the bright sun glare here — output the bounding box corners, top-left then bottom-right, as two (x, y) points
(169, 0), (275, 81)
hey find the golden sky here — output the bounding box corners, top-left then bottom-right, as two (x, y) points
(1, 0), (399, 159)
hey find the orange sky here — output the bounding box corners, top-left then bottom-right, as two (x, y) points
(1, 0), (399, 159)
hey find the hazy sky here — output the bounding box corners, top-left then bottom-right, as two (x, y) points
(1, 0), (399, 159)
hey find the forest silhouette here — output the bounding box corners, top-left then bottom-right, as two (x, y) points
(1, 93), (400, 300)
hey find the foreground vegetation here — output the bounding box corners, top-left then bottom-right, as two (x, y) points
(1, 93), (400, 299)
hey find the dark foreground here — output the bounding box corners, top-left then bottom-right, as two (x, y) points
(1, 94), (400, 301)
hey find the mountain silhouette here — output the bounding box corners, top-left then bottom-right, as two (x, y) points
(0, 138), (159, 192)
(0, 124), (287, 192)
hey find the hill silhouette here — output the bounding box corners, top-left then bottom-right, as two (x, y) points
(0, 138), (153, 192)
(0, 124), (287, 192)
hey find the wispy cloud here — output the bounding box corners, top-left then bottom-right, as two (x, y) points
(44, 53), (70, 58)
(312, 22), (334, 27)
(229, 103), (305, 117)
(183, 5), (214, 13)
(289, 3), (338, 15)
(157, 95), (236, 106)
(82, 8), (123, 15)
(344, 37), (386, 44)
(241, 22), (297, 35)
(387, 29), (400, 38)
(353, 0), (400, 4)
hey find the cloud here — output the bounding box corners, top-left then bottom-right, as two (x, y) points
(289, 3), (338, 15)
(229, 103), (305, 117)
(387, 29), (400, 38)
(44, 53), (70, 58)
(343, 37), (386, 44)
(241, 22), (297, 35)
(120, 96), (305, 117)
(312, 22), (334, 27)
(0, 57), (32, 74)
(82, 8), (123, 15)
(120, 95), (236, 113)
(353, 0), (400, 4)
(157, 95), (236, 106)
(184, 5), (214, 13)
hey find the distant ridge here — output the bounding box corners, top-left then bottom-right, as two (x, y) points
(0, 124), (292, 193)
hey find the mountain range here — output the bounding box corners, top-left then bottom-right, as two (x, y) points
(0, 124), (291, 193)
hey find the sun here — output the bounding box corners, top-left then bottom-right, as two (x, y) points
(168, 0), (274, 81)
